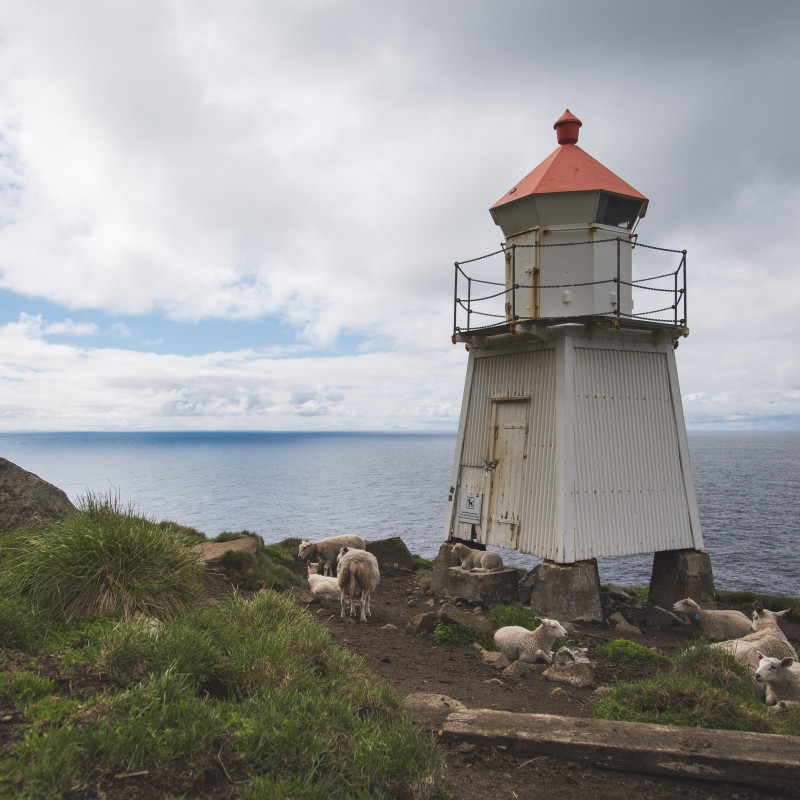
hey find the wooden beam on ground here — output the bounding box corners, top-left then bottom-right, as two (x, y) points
(442, 710), (800, 791)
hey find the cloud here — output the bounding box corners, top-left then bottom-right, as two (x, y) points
(0, 1), (798, 430)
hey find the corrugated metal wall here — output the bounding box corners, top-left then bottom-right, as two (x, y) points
(571, 345), (696, 560)
(446, 329), (702, 563)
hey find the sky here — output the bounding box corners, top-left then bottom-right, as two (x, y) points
(0, 0), (799, 433)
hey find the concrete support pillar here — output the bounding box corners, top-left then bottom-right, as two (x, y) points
(649, 549), (716, 609)
(523, 560), (603, 622)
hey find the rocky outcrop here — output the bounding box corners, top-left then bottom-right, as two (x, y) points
(0, 458), (76, 533)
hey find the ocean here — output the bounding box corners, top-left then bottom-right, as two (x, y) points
(1, 431), (797, 596)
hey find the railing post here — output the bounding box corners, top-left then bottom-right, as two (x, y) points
(453, 262), (459, 334)
(511, 243), (517, 321)
(616, 237), (621, 319)
(682, 250), (687, 326)
(467, 275), (472, 332)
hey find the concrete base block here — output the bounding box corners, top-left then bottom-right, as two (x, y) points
(649, 549), (716, 609)
(444, 566), (519, 606)
(525, 560), (603, 622)
(431, 542), (460, 598)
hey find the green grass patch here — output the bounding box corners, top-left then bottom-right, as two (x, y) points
(715, 589), (800, 617)
(597, 638), (669, 664)
(432, 621), (495, 650)
(488, 602), (539, 631)
(413, 555), (435, 570)
(0, 589), (445, 799)
(0, 491), (209, 623)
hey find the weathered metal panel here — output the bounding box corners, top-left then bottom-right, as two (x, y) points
(446, 328), (701, 563)
(571, 345), (697, 560)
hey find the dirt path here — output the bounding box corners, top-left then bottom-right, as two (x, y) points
(291, 559), (800, 800)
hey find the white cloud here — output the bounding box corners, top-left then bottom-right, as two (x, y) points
(0, 1), (798, 430)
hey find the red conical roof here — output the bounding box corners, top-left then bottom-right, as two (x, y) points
(491, 110), (647, 210)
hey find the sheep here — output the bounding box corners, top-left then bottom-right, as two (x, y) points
(297, 535), (366, 576)
(754, 652), (800, 706)
(337, 546), (380, 623)
(710, 602), (797, 672)
(451, 542), (504, 572)
(494, 619), (568, 665)
(672, 597), (753, 640)
(307, 573), (341, 601)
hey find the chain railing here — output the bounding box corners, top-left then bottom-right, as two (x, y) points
(453, 237), (687, 335)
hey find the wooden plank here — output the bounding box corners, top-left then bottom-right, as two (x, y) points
(442, 710), (800, 790)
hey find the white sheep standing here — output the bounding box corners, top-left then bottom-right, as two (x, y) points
(754, 652), (800, 706)
(297, 535), (366, 576)
(337, 546), (380, 623)
(710, 602), (797, 672)
(672, 597), (753, 641)
(494, 619), (568, 665)
(452, 543), (504, 572)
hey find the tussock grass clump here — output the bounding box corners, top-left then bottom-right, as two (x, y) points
(593, 673), (773, 732)
(0, 492), (208, 622)
(593, 640), (784, 734)
(597, 638), (669, 664)
(432, 621), (495, 651)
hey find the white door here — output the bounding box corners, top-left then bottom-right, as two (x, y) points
(485, 398), (529, 550)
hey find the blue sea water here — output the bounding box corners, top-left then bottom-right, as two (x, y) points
(0, 431), (798, 596)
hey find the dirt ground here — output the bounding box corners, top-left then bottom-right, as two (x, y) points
(292, 557), (800, 800)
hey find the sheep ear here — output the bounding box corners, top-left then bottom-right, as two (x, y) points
(756, 650), (765, 660)
(754, 601), (764, 612)
(776, 609), (791, 619)
(781, 657), (794, 667)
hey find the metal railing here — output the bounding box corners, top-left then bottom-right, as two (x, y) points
(453, 237), (687, 335)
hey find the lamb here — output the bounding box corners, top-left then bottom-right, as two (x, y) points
(297, 535), (366, 576)
(452, 542), (504, 572)
(672, 597), (753, 640)
(754, 652), (800, 706)
(710, 602), (797, 672)
(336, 546), (380, 623)
(306, 567), (341, 600)
(494, 619), (568, 665)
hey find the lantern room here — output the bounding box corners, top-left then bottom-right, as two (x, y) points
(489, 110), (648, 320)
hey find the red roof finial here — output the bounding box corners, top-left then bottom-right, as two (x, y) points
(554, 109), (582, 145)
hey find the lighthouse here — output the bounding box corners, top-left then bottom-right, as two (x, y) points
(440, 111), (713, 619)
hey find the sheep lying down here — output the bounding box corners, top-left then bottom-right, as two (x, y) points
(494, 619), (568, 665)
(672, 597), (753, 641)
(754, 652), (800, 706)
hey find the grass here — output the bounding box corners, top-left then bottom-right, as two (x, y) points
(0, 492), (209, 623)
(593, 640), (800, 735)
(597, 638), (669, 664)
(432, 622), (495, 651)
(0, 499), (446, 800)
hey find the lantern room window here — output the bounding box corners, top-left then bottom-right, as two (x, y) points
(595, 192), (644, 229)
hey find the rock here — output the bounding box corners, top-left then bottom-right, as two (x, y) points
(615, 621), (642, 635)
(553, 646), (592, 666)
(366, 537), (416, 573)
(436, 602), (494, 638)
(407, 611), (439, 635)
(0, 458), (76, 533)
(606, 584), (633, 601)
(543, 663), (594, 688)
(192, 535), (262, 564)
(644, 604), (687, 629)
(608, 612), (627, 625)
(404, 692), (467, 714)
(503, 660), (532, 679)
(481, 650), (510, 669)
